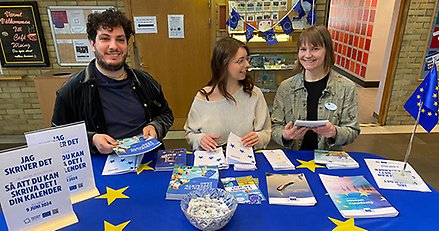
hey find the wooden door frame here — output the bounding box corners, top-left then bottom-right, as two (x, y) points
(377, 0), (409, 125)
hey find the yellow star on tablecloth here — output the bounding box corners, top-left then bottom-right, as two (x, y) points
(96, 186), (129, 205)
(296, 159), (325, 172)
(137, 160), (154, 174)
(104, 220), (131, 231)
(380, 196), (387, 201)
(329, 217), (367, 231)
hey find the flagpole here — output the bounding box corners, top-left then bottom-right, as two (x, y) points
(402, 100), (423, 173)
(312, 0), (316, 25)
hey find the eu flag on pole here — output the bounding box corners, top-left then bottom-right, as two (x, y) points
(307, 8), (317, 25)
(279, 16), (294, 35)
(226, 9), (241, 29)
(245, 23), (255, 42)
(293, 2), (306, 19)
(263, 29), (278, 46)
(404, 64), (439, 133)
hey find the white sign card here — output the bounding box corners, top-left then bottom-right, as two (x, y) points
(365, 159), (431, 192)
(0, 143), (78, 230)
(67, 10), (86, 34)
(134, 16), (158, 34)
(73, 39), (94, 62)
(167, 15), (184, 38)
(25, 122), (99, 203)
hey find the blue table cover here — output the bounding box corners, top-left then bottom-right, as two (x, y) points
(1, 151), (438, 230)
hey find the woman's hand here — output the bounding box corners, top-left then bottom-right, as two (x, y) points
(312, 122), (337, 138)
(199, 135), (221, 151)
(282, 121), (308, 140)
(241, 131), (259, 147)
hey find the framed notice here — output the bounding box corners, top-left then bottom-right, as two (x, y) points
(421, 4), (439, 79)
(0, 1), (50, 67)
(47, 6), (113, 66)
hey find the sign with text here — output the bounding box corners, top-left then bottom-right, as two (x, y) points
(0, 143), (77, 230)
(0, 1), (50, 67)
(25, 122), (99, 204)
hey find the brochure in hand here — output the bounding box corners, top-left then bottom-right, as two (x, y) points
(166, 165), (219, 200)
(102, 154), (144, 175)
(314, 150), (359, 169)
(221, 176), (265, 204)
(193, 147), (229, 170)
(112, 134), (161, 157)
(294, 120), (329, 127)
(226, 132), (257, 171)
(266, 173), (316, 206)
(319, 174), (399, 218)
(155, 148), (187, 171)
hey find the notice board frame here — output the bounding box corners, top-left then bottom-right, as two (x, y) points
(47, 6), (113, 66)
(0, 1), (50, 67)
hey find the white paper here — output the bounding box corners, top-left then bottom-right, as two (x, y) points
(262, 149), (295, 171)
(102, 154), (143, 175)
(25, 122), (99, 203)
(73, 39), (94, 62)
(134, 16), (157, 34)
(365, 159), (431, 192)
(294, 120), (329, 127)
(67, 10), (86, 34)
(225, 133), (256, 171)
(0, 143), (77, 230)
(194, 147), (228, 170)
(167, 15), (184, 38)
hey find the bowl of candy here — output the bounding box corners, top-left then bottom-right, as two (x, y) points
(180, 188), (238, 231)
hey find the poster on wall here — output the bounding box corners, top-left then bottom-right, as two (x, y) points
(421, 6), (439, 78)
(134, 16), (158, 34)
(0, 1), (50, 67)
(168, 15), (184, 38)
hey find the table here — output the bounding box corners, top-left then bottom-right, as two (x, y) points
(1, 151), (438, 230)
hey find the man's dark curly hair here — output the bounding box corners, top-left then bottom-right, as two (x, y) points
(86, 8), (133, 43)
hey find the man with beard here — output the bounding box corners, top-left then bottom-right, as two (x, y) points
(52, 9), (174, 154)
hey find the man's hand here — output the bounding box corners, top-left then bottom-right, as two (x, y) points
(282, 121), (308, 140)
(143, 125), (157, 139)
(200, 135), (220, 151)
(241, 131), (259, 147)
(92, 133), (116, 154)
(312, 122), (337, 138)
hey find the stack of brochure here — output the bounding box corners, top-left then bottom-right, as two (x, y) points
(221, 176), (265, 204)
(266, 173), (316, 206)
(166, 165), (219, 200)
(319, 174), (399, 218)
(102, 154), (143, 175)
(155, 148), (187, 171)
(193, 147), (229, 170)
(225, 133), (257, 171)
(314, 150), (359, 169)
(261, 149), (295, 171)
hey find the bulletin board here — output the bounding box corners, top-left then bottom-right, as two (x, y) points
(47, 6), (113, 66)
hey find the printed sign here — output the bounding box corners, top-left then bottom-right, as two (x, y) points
(0, 143), (77, 230)
(25, 122), (99, 204)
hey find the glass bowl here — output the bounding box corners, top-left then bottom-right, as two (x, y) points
(180, 188), (238, 231)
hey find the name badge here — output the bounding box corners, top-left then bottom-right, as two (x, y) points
(325, 102), (337, 111)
